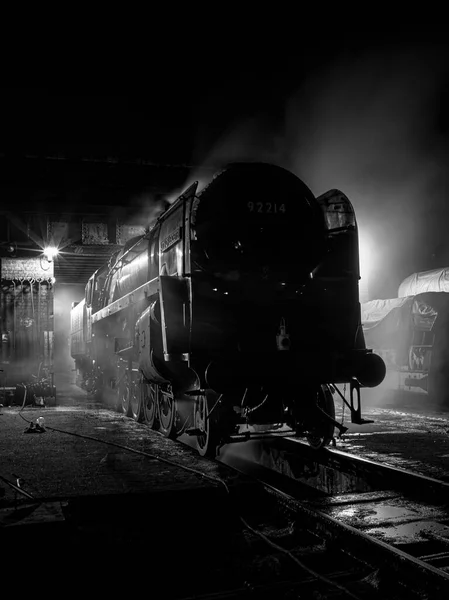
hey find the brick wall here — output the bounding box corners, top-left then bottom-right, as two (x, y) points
(0, 257), (54, 281)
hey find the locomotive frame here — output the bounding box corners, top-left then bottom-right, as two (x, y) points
(71, 163), (385, 456)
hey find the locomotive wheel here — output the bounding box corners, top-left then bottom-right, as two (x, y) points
(195, 392), (222, 457)
(305, 385), (336, 450)
(142, 382), (159, 429)
(120, 369), (133, 417)
(130, 375), (143, 422)
(158, 386), (177, 438)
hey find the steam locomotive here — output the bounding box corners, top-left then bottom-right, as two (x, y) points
(70, 162), (386, 456)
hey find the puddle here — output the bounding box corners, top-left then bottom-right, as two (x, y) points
(330, 503), (418, 524)
(367, 520), (449, 544)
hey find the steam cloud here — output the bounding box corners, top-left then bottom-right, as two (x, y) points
(188, 41), (449, 300)
(125, 190), (170, 231)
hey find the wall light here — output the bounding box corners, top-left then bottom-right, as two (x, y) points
(43, 246), (59, 262)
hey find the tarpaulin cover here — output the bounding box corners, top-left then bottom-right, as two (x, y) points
(398, 268), (449, 297)
(362, 297), (414, 360)
(361, 297), (412, 332)
(362, 295), (440, 337)
(361, 294), (442, 368)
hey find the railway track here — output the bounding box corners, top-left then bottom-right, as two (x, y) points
(243, 435), (449, 500)
(70, 409), (449, 597)
(115, 389), (449, 597)
(218, 436), (449, 598)
(210, 463), (449, 598)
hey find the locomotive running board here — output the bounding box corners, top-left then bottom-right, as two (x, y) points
(92, 278), (158, 323)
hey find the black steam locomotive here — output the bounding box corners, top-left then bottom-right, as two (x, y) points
(70, 163), (385, 456)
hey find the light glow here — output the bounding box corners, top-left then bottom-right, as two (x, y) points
(43, 246), (59, 261)
(359, 238), (372, 279)
(358, 231), (374, 303)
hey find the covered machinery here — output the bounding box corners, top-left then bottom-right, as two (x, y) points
(362, 268), (449, 402)
(398, 267), (449, 298)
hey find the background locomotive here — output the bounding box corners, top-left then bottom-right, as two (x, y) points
(70, 162), (386, 456)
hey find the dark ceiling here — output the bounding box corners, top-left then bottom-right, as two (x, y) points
(0, 154), (193, 285)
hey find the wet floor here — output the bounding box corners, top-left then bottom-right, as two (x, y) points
(332, 390), (449, 481)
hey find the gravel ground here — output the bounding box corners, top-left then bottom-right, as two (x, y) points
(0, 381), (238, 504)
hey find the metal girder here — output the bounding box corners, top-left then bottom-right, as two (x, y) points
(0, 152), (216, 170)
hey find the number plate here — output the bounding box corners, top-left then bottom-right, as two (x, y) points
(247, 202), (286, 214)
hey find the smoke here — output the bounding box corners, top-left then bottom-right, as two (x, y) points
(180, 115), (285, 198)
(189, 41), (449, 299)
(53, 283), (84, 387)
(124, 190), (170, 231)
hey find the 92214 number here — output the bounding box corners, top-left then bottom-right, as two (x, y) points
(247, 202), (286, 214)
